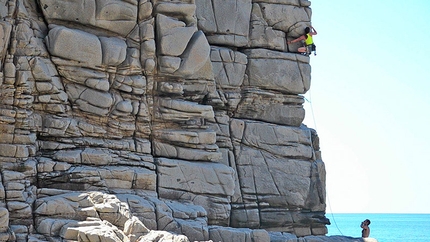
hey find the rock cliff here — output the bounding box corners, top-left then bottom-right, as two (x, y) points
(0, 0), (332, 241)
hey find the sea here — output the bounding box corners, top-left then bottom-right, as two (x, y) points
(326, 213), (430, 242)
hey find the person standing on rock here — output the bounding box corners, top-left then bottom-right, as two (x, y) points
(287, 26), (317, 56)
(361, 219), (371, 238)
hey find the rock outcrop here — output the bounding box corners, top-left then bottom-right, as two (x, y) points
(0, 0), (333, 241)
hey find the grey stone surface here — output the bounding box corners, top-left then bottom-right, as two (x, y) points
(39, 0), (138, 36)
(0, 0), (332, 241)
(235, 90), (305, 126)
(99, 36), (128, 66)
(249, 3), (287, 51)
(211, 46), (247, 88)
(45, 26), (102, 67)
(195, 0), (252, 47)
(209, 226), (270, 242)
(0, 208), (8, 232)
(157, 14), (195, 56)
(175, 30), (212, 77)
(244, 49), (311, 95)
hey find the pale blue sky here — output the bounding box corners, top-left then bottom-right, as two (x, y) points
(304, 1), (430, 213)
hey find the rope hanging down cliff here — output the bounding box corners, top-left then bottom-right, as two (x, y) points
(305, 90), (344, 236)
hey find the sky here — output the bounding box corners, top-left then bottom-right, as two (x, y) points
(303, 1), (430, 214)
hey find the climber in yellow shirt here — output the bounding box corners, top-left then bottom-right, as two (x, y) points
(287, 26), (317, 56)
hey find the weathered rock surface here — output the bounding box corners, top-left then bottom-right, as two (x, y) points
(0, 0), (333, 241)
(269, 235), (378, 242)
(195, 0), (253, 47)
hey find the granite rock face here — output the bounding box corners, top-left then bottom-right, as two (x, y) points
(0, 0), (330, 241)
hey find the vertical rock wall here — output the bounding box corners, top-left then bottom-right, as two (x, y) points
(0, 0), (328, 241)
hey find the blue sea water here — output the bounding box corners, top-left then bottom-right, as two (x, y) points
(326, 213), (430, 242)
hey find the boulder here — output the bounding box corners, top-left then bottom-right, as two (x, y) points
(39, 0), (138, 36)
(244, 49), (311, 95)
(156, 14), (195, 56)
(175, 31), (211, 77)
(99, 37), (127, 66)
(138, 230), (189, 242)
(45, 26), (102, 67)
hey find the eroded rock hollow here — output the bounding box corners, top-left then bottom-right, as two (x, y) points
(0, 0), (329, 241)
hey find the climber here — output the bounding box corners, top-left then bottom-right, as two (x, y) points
(287, 26), (317, 56)
(360, 219), (371, 238)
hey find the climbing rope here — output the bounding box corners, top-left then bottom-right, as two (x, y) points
(305, 89), (344, 236)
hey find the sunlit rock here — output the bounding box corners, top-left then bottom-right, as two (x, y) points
(0, 0), (328, 241)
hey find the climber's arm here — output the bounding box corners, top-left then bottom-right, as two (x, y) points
(311, 26), (317, 35)
(287, 35), (306, 44)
